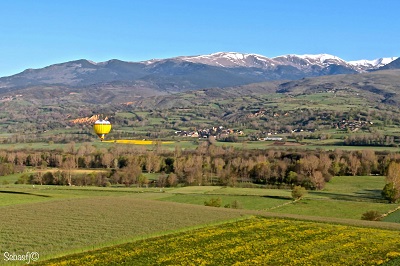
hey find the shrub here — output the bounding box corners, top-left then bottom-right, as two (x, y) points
(230, 200), (242, 209)
(361, 210), (382, 221)
(204, 197), (222, 207)
(42, 172), (55, 185)
(15, 173), (33, 184)
(292, 185), (307, 200)
(382, 182), (399, 203)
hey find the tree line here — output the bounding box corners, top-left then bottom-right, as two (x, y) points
(1, 142), (399, 194)
(344, 134), (395, 147)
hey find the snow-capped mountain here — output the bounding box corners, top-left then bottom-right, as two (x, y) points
(273, 54), (347, 67)
(148, 52), (396, 73)
(146, 52), (351, 70)
(175, 52), (276, 68)
(377, 57), (400, 70)
(348, 57), (398, 71)
(0, 52), (397, 94)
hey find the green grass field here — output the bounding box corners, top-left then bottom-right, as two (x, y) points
(0, 194), (244, 262)
(310, 175), (386, 201)
(268, 198), (395, 219)
(0, 134), (399, 152)
(157, 177), (399, 220)
(159, 193), (291, 210)
(36, 216), (400, 266)
(1, 174), (400, 264)
(383, 209), (400, 223)
(0, 173), (22, 184)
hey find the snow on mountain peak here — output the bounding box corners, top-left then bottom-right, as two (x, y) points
(212, 52), (246, 60)
(379, 57), (398, 65)
(298, 54), (344, 62)
(276, 54), (346, 64)
(187, 52), (256, 60)
(348, 57), (398, 69)
(140, 52), (397, 71)
(176, 52), (273, 68)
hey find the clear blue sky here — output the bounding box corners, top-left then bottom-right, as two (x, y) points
(0, 0), (399, 77)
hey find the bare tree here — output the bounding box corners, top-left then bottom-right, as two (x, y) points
(167, 173), (178, 187)
(348, 153), (361, 176)
(311, 171), (325, 190)
(30, 153), (42, 167)
(360, 150), (377, 175)
(145, 152), (160, 173)
(299, 155), (319, 177)
(101, 152), (114, 168)
(64, 141), (76, 154)
(62, 155), (76, 186)
(84, 155), (92, 168)
(382, 162), (400, 203)
(386, 162), (400, 190)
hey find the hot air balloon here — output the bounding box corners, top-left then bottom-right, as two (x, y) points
(93, 120), (112, 141)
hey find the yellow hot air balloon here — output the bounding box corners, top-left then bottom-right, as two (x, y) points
(93, 120), (112, 141)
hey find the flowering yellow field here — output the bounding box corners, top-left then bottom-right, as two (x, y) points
(102, 139), (173, 144)
(38, 216), (400, 265)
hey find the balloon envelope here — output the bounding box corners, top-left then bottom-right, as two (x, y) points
(93, 120), (112, 140)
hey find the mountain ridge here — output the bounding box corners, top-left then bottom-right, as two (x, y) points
(0, 52), (397, 97)
(144, 52), (396, 72)
(3, 52), (397, 79)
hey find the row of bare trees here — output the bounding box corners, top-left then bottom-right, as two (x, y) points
(1, 142), (399, 190)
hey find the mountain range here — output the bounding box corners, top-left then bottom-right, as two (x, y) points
(0, 52), (398, 98)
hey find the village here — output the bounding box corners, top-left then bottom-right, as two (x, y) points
(173, 117), (373, 142)
(174, 126), (244, 139)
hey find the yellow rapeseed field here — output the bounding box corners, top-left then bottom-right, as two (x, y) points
(102, 139), (173, 145)
(38, 216), (400, 265)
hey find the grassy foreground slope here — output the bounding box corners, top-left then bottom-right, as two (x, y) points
(0, 196), (245, 261)
(37, 216), (400, 266)
(1, 174), (400, 265)
(158, 176), (399, 220)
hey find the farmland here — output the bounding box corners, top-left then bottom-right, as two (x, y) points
(1, 172), (400, 265)
(35, 216), (400, 266)
(0, 192), (245, 263)
(0, 137), (400, 265)
(1, 74), (400, 264)
(2, 74), (400, 150)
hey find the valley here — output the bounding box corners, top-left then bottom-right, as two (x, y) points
(3, 1), (400, 264)
(1, 69), (400, 150)
(1, 53), (400, 265)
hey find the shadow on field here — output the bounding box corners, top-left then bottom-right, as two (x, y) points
(261, 195), (292, 200)
(309, 191), (386, 203)
(354, 189), (383, 199)
(0, 190), (51, 197)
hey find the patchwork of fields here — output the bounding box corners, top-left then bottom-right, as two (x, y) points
(0, 174), (400, 265)
(0, 194), (244, 261)
(36, 216), (400, 266)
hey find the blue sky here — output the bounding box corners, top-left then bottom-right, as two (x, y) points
(0, 0), (399, 77)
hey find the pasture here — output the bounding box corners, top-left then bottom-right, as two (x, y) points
(1, 134), (400, 153)
(35, 216), (400, 266)
(158, 176), (399, 220)
(1, 174), (400, 265)
(0, 192), (245, 263)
